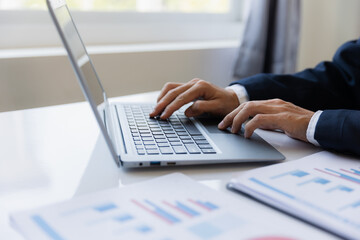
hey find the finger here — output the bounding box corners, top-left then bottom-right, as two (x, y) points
(160, 80), (208, 119)
(157, 82), (182, 103)
(150, 80), (197, 117)
(218, 104), (245, 130)
(228, 101), (285, 133)
(244, 114), (281, 138)
(184, 100), (217, 117)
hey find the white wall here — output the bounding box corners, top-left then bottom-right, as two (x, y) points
(0, 43), (239, 112)
(297, 0), (360, 71)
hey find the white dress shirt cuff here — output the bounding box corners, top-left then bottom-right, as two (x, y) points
(306, 110), (323, 146)
(225, 84), (249, 105)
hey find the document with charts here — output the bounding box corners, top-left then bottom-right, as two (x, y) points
(228, 151), (360, 240)
(10, 173), (333, 240)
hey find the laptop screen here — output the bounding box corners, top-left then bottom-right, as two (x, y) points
(47, 0), (120, 166)
(53, 4), (106, 107)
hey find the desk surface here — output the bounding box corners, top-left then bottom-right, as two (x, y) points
(0, 92), (336, 239)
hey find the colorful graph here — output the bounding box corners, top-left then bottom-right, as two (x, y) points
(271, 170), (309, 179)
(93, 203), (117, 212)
(131, 199), (219, 225)
(326, 185), (353, 193)
(340, 168), (360, 176)
(163, 201), (200, 218)
(188, 199), (219, 211)
(61, 202), (118, 216)
(315, 168), (360, 185)
(131, 199), (181, 224)
(298, 177), (330, 186)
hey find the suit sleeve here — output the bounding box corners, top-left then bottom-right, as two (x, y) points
(229, 39), (360, 155)
(230, 39), (360, 112)
(315, 110), (360, 155)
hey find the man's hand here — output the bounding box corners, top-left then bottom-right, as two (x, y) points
(218, 99), (314, 142)
(150, 78), (240, 119)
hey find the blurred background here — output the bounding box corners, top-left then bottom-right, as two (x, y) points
(0, 0), (359, 112)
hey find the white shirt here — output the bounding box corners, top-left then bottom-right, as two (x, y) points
(226, 85), (321, 146)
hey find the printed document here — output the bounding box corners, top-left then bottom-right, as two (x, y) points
(228, 151), (360, 240)
(11, 173), (334, 240)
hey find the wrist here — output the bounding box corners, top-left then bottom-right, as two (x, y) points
(225, 88), (240, 107)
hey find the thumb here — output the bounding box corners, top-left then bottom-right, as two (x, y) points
(185, 100), (216, 117)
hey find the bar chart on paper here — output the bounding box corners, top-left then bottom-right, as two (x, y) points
(229, 151), (360, 240)
(26, 197), (223, 240)
(11, 173), (335, 240)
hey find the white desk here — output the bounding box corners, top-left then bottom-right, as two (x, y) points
(0, 92), (336, 239)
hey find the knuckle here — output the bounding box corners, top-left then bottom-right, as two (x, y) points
(164, 82), (175, 89)
(243, 102), (253, 111)
(177, 93), (185, 101)
(272, 98), (284, 104)
(195, 79), (209, 88)
(253, 114), (265, 122)
(190, 78), (201, 84)
(167, 89), (178, 97)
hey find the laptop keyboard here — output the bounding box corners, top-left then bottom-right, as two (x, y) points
(122, 105), (216, 155)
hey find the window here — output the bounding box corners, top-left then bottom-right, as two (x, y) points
(1, 0), (230, 13)
(0, 0), (245, 49)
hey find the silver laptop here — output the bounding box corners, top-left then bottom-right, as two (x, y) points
(47, 0), (285, 168)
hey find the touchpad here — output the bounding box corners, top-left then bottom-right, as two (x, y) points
(196, 117), (232, 134)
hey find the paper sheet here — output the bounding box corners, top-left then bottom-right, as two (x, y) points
(11, 173), (334, 240)
(229, 151), (360, 240)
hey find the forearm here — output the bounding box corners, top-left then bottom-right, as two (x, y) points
(230, 39), (360, 112)
(230, 70), (355, 112)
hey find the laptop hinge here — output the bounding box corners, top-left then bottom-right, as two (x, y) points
(104, 104), (124, 166)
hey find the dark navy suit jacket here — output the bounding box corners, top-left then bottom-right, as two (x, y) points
(231, 39), (360, 155)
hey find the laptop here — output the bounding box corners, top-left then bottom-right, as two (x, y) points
(46, 0), (285, 168)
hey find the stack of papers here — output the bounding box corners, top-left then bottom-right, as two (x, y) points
(228, 151), (360, 239)
(10, 173), (332, 240)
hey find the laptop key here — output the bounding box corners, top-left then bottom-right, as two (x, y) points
(166, 134), (178, 138)
(179, 135), (191, 140)
(137, 150), (146, 155)
(159, 147), (173, 154)
(168, 138), (180, 142)
(182, 140), (194, 144)
(142, 137), (154, 141)
(173, 145), (187, 154)
(201, 149), (216, 154)
(154, 135), (165, 139)
(156, 139), (168, 143)
(170, 142), (183, 146)
(147, 150), (160, 155)
(193, 136), (206, 140)
(158, 143), (170, 147)
(198, 144), (213, 149)
(195, 140), (209, 145)
(184, 144), (201, 154)
(145, 145), (157, 150)
(177, 132), (189, 136)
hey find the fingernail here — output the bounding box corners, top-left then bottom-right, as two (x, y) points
(218, 121), (224, 129)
